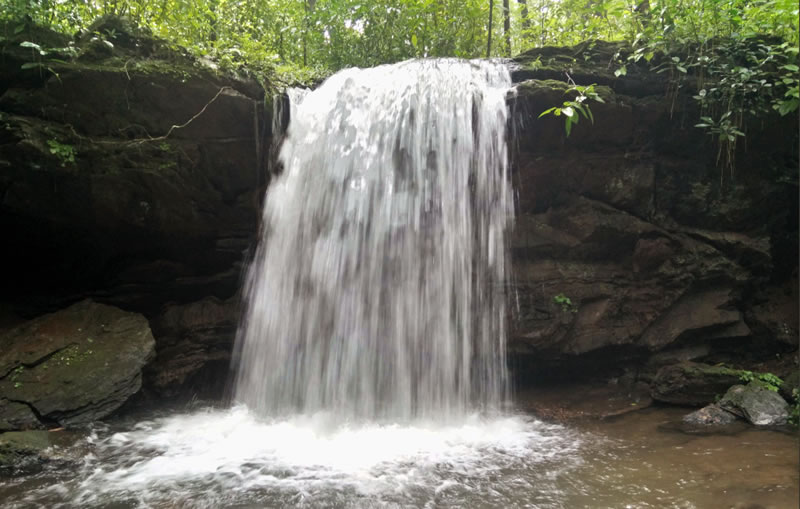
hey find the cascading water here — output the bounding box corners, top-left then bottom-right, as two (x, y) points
(0, 60), (588, 509)
(3, 60), (797, 509)
(234, 59), (514, 421)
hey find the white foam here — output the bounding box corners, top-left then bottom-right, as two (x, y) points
(15, 406), (581, 507)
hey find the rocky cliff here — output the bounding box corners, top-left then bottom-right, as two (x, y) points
(0, 23), (796, 416)
(507, 42), (798, 384)
(0, 18), (267, 401)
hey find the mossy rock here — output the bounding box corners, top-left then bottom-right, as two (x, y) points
(0, 430), (52, 473)
(719, 383), (790, 426)
(650, 362), (744, 406)
(0, 300), (155, 428)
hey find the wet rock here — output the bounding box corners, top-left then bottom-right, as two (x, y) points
(719, 383), (790, 426)
(0, 300), (155, 428)
(0, 400), (40, 432)
(650, 362), (742, 406)
(518, 381), (652, 421)
(682, 404), (739, 426)
(0, 429), (86, 474)
(146, 296), (238, 399)
(0, 430), (52, 473)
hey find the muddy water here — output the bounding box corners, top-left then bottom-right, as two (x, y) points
(565, 407), (799, 509)
(0, 406), (795, 508)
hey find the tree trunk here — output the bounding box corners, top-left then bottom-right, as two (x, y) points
(519, 0), (530, 30)
(487, 0), (494, 58)
(503, 0), (511, 56)
(302, 0), (308, 67)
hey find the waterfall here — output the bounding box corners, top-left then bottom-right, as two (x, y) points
(234, 59), (513, 421)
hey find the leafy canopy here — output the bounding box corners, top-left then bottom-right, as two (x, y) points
(2, 0), (796, 74)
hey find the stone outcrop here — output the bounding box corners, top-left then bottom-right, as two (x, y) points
(649, 362), (743, 406)
(0, 24), (796, 406)
(0, 18), (269, 315)
(0, 18), (268, 404)
(0, 300), (155, 428)
(508, 42), (798, 381)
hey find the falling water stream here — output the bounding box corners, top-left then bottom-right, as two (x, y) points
(234, 59), (512, 421)
(0, 60), (796, 508)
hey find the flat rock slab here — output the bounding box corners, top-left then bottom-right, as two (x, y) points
(650, 362), (743, 406)
(518, 382), (652, 421)
(0, 429), (86, 473)
(0, 300), (155, 428)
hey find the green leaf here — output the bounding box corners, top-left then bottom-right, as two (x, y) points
(782, 64), (799, 72)
(20, 41), (41, 50)
(538, 107), (557, 118)
(411, 34), (418, 48)
(614, 65), (627, 77)
(562, 106), (574, 117)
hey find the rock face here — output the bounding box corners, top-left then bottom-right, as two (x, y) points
(0, 26), (796, 400)
(0, 18), (268, 401)
(508, 42), (798, 380)
(0, 300), (155, 428)
(0, 18), (268, 314)
(145, 296), (239, 399)
(650, 362), (743, 406)
(719, 383), (790, 426)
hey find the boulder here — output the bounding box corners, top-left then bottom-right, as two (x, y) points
(682, 404), (739, 426)
(0, 300), (155, 428)
(719, 383), (790, 426)
(650, 362), (742, 406)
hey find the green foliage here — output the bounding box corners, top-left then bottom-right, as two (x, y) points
(739, 370), (783, 392)
(3, 0), (794, 75)
(684, 38), (800, 180)
(539, 82), (605, 136)
(47, 139), (76, 167)
(553, 293), (577, 313)
(1, 0), (796, 156)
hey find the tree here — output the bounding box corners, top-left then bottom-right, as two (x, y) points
(502, 0), (511, 56)
(1, 0), (795, 77)
(487, 0), (495, 57)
